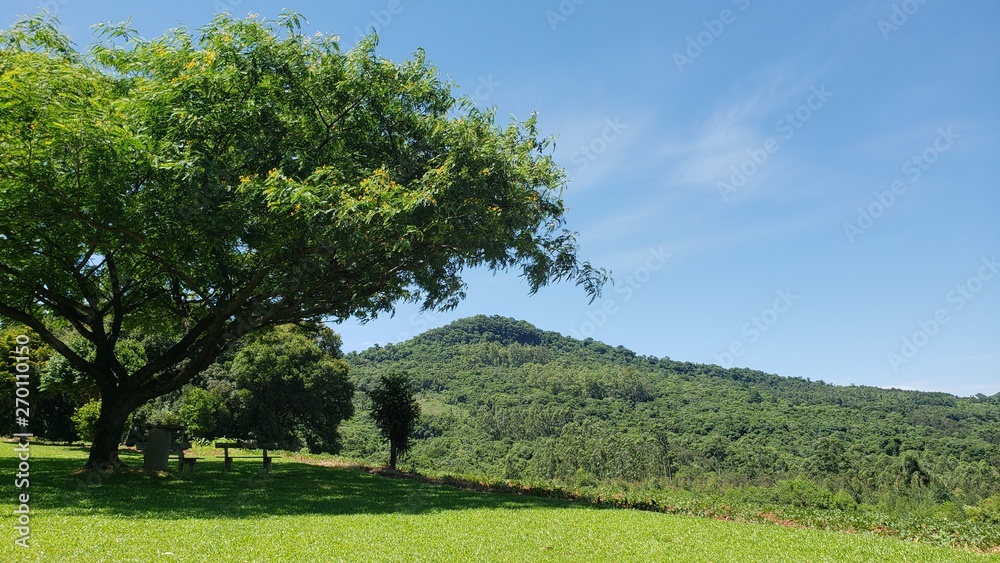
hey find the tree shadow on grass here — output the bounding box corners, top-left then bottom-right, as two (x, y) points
(1, 444), (579, 520)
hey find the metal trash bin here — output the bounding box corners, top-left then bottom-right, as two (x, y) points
(143, 424), (184, 471)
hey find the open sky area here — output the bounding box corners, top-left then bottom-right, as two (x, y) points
(4, 0), (998, 396)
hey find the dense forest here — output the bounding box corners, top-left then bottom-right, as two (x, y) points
(341, 315), (1000, 516)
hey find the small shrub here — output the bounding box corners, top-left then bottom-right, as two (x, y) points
(71, 399), (102, 443)
(831, 489), (856, 510)
(965, 494), (1000, 524)
(177, 385), (226, 437)
(572, 468), (598, 488)
(768, 477), (833, 509)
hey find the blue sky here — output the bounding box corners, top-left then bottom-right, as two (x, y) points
(5, 1), (998, 396)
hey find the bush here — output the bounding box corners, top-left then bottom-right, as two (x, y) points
(965, 494), (1000, 524)
(176, 385), (226, 437)
(768, 477), (833, 509)
(831, 489), (856, 510)
(71, 399), (101, 443)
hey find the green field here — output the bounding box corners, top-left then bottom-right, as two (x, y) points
(1, 444), (996, 562)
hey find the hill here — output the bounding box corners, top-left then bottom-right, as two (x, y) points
(340, 315), (1000, 548)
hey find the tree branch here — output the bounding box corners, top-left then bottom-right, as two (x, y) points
(107, 252), (125, 344)
(0, 301), (110, 388)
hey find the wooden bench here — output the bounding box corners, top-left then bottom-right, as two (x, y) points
(215, 441), (278, 472)
(172, 442), (201, 473)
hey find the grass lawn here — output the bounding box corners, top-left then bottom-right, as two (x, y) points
(1, 444), (996, 562)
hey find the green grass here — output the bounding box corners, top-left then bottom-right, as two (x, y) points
(1, 444), (996, 562)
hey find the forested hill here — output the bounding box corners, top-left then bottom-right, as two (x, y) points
(343, 315), (999, 504)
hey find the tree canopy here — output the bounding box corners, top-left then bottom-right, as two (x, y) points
(0, 12), (605, 468)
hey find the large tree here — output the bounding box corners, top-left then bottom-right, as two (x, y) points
(224, 324), (355, 453)
(0, 13), (605, 469)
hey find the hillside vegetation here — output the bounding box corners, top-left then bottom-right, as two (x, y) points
(341, 315), (1000, 549)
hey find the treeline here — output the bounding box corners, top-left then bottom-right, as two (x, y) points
(1, 323), (354, 453)
(342, 315), (1000, 515)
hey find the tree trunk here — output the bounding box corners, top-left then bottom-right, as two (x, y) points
(389, 440), (398, 470)
(85, 393), (135, 471)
